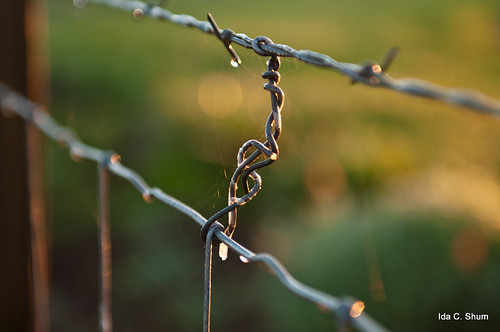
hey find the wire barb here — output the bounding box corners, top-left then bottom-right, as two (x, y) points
(352, 47), (399, 85)
(207, 12), (241, 67)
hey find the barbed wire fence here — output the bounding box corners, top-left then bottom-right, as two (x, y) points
(3, 0), (500, 331)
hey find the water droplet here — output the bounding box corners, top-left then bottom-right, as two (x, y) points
(239, 255), (249, 263)
(230, 59), (240, 68)
(219, 243), (228, 261)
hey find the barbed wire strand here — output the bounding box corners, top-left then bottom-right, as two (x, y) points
(0, 83), (389, 330)
(87, 0), (500, 118)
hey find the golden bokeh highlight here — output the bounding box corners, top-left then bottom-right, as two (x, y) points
(350, 301), (365, 318)
(198, 74), (242, 119)
(371, 64), (382, 74)
(452, 227), (489, 272)
(305, 158), (347, 204)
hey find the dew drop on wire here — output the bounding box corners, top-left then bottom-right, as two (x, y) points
(239, 255), (249, 263)
(219, 243), (228, 261)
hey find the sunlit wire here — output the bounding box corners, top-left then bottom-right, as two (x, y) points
(88, 0), (500, 118)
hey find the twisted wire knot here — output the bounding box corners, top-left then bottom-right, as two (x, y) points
(252, 36), (274, 56)
(201, 46), (285, 252)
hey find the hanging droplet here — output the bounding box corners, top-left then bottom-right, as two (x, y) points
(219, 243), (228, 261)
(239, 255), (249, 263)
(230, 59), (240, 68)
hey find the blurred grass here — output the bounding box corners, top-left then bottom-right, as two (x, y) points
(47, 0), (500, 331)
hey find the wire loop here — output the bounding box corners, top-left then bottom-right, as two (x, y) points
(252, 36), (274, 56)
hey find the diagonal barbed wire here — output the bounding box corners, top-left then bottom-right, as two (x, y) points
(0, 83), (389, 331)
(87, 0), (500, 118)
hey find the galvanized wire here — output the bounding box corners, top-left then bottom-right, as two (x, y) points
(1, 82), (389, 331)
(88, 0), (500, 118)
(201, 47), (284, 260)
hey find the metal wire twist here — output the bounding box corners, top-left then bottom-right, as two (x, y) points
(200, 38), (285, 260)
(88, 0), (500, 117)
(201, 39), (285, 330)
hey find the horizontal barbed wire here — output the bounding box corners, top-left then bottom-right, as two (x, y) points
(0, 83), (389, 331)
(87, 0), (500, 118)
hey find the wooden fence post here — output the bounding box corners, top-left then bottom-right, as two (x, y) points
(0, 0), (50, 331)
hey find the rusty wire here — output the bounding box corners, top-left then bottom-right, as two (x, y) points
(88, 0), (500, 117)
(0, 82), (389, 331)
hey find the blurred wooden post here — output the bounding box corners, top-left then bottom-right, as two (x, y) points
(0, 0), (50, 331)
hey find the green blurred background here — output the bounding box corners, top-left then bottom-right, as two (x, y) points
(46, 0), (500, 331)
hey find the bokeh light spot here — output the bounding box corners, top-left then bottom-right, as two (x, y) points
(198, 74), (242, 119)
(350, 301), (365, 318)
(452, 227), (489, 272)
(371, 64), (382, 74)
(305, 158), (347, 204)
